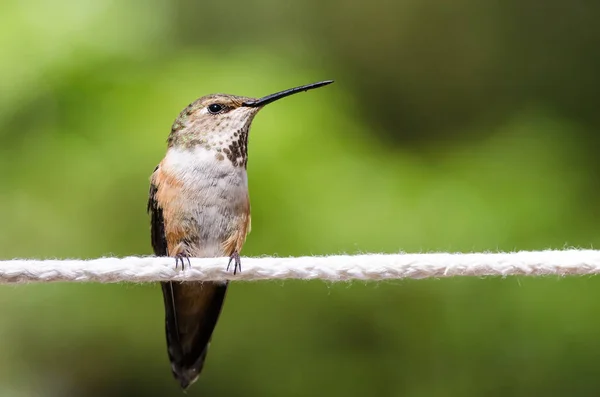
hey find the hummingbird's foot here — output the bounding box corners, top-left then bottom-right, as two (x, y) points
(174, 253), (191, 270)
(227, 251), (242, 275)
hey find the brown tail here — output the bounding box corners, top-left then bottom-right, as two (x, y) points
(161, 280), (228, 389)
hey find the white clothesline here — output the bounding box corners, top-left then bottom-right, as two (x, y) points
(0, 250), (598, 284)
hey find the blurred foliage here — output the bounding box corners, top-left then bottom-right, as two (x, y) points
(2, 0), (600, 396)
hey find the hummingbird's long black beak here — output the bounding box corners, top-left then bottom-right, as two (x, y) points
(242, 80), (334, 107)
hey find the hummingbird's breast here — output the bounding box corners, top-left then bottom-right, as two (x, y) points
(153, 146), (251, 258)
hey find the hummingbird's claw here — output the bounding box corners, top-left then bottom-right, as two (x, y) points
(227, 252), (242, 275)
(174, 253), (191, 270)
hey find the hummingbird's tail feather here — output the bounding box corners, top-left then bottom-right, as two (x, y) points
(160, 281), (228, 390)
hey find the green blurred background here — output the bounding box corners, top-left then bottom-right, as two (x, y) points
(2, 0), (600, 396)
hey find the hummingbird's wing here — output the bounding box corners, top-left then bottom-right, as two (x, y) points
(148, 164), (228, 390)
(148, 166), (168, 256)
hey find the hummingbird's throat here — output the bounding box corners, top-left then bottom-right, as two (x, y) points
(168, 125), (249, 169)
(220, 126), (248, 168)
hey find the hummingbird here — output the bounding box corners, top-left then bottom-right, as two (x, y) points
(147, 80), (333, 390)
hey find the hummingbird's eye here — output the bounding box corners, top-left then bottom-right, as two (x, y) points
(207, 103), (224, 114)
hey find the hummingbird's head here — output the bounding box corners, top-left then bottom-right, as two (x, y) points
(166, 80), (333, 167)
